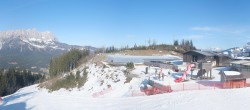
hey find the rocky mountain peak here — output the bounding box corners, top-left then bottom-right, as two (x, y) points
(0, 29), (96, 73)
(0, 28), (57, 42)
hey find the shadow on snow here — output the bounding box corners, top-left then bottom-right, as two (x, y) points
(0, 92), (34, 110)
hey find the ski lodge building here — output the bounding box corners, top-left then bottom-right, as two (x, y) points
(183, 50), (231, 67)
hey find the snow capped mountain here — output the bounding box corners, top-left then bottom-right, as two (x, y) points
(202, 42), (250, 59)
(220, 43), (250, 59)
(202, 47), (222, 52)
(0, 28), (56, 41)
(0, 29), (69, 51)
(244, 42), (250, 52)
(0, 29), (96, 73)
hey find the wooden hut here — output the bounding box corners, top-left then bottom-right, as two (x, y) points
(183, 50), (231, 67)
(230, 60), (250, 72)
(214, 54), (232, 66)
(241, 72), (250, 86)
(183, 50), (215, 63)
(144, 59), (165, 67)
(243, 49), (250, 57)
(220, 71), (246, 88)
(143, 59), (177, 70)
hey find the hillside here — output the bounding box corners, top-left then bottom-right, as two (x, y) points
(1, 54), (250, 110)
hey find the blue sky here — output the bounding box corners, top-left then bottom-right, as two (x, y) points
(0, 0), (250, 49)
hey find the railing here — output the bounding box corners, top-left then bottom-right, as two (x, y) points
(92, 87), (112, 97)
(131, 82), (224, 97)
(171, 82), (223, 92)
(91, 81), (248, 97)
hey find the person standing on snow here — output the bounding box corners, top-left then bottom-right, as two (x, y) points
(158, 72), (161, 80)
(160, 68), (163, 81)
(155, 68), (158, 77)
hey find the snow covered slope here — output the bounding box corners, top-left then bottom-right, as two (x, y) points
(221, 43), (250, 59)
(1, 63), (250, 110)
(1, 55), (250, 110)
(1, 83), (250, 110)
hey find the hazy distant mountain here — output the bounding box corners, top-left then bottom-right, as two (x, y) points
(0, 29), (96, 73)
(203, 42), (250, 59)
(220, 43), (250, 59)
(244, 42), (250, 52)
(202, 47), (222, 52)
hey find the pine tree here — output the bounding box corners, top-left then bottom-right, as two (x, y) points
(49, 49), (90, 78)
(0, 68), (42, 96)
(134, 43), (137, 49)
(173, 40), (179, 46)
(190, 40), (193, 50)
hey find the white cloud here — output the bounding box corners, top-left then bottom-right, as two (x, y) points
(191, 26), (247, 34)
(191, 27), (219, 31)
(229, 29), (246, 34)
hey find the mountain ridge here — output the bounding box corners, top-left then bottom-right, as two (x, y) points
(0, 29), (96, 73)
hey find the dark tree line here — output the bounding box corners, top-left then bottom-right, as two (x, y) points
(130, 44), (147, 50)
(105, 46), (119, 53)
(0, 68), (43, 96)
(173, 39), (196, 51)
(49, 49), (90, 77)
(94, 39), (197, 54)
(104, 45), (148, 52)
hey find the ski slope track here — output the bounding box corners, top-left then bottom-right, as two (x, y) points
(1, 84), (250, 110)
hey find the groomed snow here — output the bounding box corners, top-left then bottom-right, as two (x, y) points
(224, 71), (241, 76)
(1, 84), (250, 110)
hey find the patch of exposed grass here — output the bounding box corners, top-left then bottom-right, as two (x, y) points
(124, 77), (132, 84)
(124, 73), (139, 84)
(39, 68), (88, 92)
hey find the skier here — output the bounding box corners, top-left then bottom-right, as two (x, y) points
(158, 72), (161, 80)
(168, 70), (171, 76)
(160, 68), (163, 80)
(155, 68), (158, 77)
(162, 73), (164, 81)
